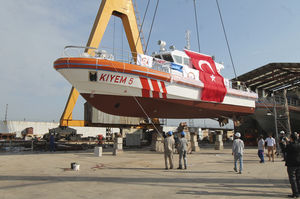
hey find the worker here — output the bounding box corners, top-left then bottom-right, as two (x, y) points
(177, 131), (188, 169)
(98, 134), (104, 146)
(164, 131), (175, 170)
(283, 132), (300, 198)
(279, 131), (287, 161)
(257, 135), (265, 163)
(232, 132), (244, 174)
(49, 133), (55, 152)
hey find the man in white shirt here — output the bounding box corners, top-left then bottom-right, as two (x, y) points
(265, 134), (276, 162)
(232, 132), (244, 174)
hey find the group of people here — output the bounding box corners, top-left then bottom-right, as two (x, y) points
(163, 131), (187, 170)
(232, 132), (288, 176)
(164, 130), (300, 197)
(257, 134), (277, 163)
(248, 131), (300, 198)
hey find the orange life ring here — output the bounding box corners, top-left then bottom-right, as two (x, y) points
(187, 72), (195, 79)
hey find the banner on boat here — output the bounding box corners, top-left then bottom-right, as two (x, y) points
(137, 54), (153, 68)
(184, 50), (227, 102)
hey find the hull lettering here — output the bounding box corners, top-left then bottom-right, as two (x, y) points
(99, 73), (134, 85)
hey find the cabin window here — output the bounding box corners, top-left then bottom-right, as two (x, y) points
(173, 55), (182, 64)
(154, 55), (162, 59)
(162, 54), (174, 62)
(183, 57), (190, 66)
(89, 71), (97, 81)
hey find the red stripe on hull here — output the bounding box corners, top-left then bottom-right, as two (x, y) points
(139, 77), (150, 97)
(81, 93), (255, 119)
(160, 81), (167, 99)
(150, 79), (160, 98)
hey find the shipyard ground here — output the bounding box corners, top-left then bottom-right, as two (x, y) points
(0, 145), (291, 199)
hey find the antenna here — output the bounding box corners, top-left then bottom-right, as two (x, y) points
(185, 30), (191, 50)
(4, 104), (8, 121)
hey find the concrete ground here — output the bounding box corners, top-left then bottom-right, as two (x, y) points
(0, 145), (291, 199)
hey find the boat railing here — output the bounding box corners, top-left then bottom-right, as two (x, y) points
(62, 46), (255, 94)
(63, 45), (139, 63)
(63, 46), (98, 57)
(258, 96), (300, 107)
(230, 80), (252, 93)
(257, 97), (275, 105)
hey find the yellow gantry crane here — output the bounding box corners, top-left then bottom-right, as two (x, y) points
(60, 0), (144, 126)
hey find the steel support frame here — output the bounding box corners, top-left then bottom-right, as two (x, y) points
(60, 0), (143, 126)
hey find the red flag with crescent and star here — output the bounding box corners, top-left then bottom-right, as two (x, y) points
(184, 49), (227, 102)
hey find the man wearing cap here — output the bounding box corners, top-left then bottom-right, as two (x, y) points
(232, 132), (244, 174)
(177, 131), (188, 169)
(164, 131), (175, 170)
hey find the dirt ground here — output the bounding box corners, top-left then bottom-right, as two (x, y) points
(0, 145), (291, 199)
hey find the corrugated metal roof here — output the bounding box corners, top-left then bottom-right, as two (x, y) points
(232, 63), (300, 92)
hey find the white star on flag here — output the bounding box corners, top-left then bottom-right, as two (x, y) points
(210, 74), (215, 82)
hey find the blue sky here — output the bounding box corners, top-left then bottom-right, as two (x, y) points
(1, 0), (300, 122)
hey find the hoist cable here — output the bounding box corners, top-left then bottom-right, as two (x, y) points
(193, 0), (201, 52)
(134, 0), (150, 52)
(216, 0), (238, 79)
(144, 0), (160, 54)
(121, 20), (124, 60)
(113, 16), (115, 56)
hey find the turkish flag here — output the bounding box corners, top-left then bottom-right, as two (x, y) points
(184, 50), (227, 102)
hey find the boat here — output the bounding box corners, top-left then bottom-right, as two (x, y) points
(54, 42), (257, 119)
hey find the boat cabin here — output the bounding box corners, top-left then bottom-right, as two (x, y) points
(152, 49), (191, 67)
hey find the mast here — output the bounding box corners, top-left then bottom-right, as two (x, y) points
(4, 104), (8, 122)
(185, 30), (191, 50)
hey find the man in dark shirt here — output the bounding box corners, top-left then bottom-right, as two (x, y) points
(284, 132), (300, 198)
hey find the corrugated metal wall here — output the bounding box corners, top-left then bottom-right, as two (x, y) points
(0, 121), (115, 138)
(84, 102), (143, 125)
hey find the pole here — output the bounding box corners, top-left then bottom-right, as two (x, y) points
(4, 104), (8, 121)
(273, 93), (279, 152)
(283, 89), (292, 136)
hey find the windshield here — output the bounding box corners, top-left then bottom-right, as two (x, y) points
(162, 54), (174, 62)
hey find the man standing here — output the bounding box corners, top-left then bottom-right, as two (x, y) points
(164, 131), (175, 170)
(279, 131), (287, 161)
(177, 131), (188, 170)
(49, 133), (55, 152)
(283, 132), (300, 198)
(265, 134), (276, 162)
(257, 135), (265, 163)
(232, 132), (244, 174)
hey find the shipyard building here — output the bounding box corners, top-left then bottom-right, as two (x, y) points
(233, 63), (300, 144)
